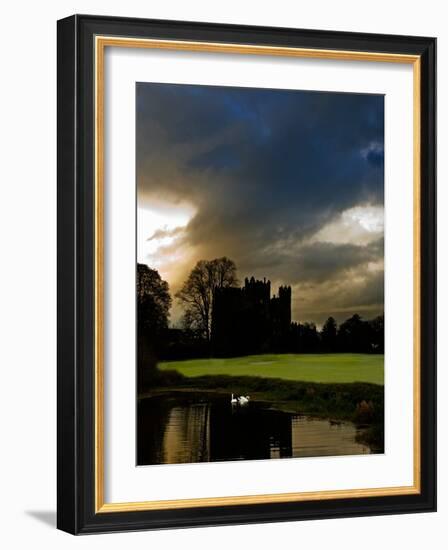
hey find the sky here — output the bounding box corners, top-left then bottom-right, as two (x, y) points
(136, 82), (384, 326)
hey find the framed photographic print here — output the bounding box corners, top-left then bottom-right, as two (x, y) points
(57, 15), (436, 534)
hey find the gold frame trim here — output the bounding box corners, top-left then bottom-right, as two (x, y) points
(94, 36), (421, 513)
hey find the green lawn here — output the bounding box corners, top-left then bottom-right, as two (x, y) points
(159, 353), (384, 385)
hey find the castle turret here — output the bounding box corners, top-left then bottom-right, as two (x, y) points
(211, 276), (293, 356)
(278, 285), (292, 328)
(244, 276), (271, 303)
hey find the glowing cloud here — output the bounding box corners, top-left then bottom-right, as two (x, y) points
(310, 204), (384, 247)
(137, 201), (197, 279)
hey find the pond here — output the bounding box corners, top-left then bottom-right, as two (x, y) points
(137, 392), (373, 465)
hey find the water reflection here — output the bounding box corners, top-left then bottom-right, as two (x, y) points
(163, 404), (210, 463)
(137, 392), (371, 465)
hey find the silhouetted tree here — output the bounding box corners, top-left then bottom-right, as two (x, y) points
(321, 316), (338, 352)
(338, 314), (370, 353)
(368, 314), (384, 353)
(176, 257), (238, 341)
(137, 263), (171, 333)
(301, 322), (320, 352)
(290, 321), (320, 353)
(137, 263), (171, 391)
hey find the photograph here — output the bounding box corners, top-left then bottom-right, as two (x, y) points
(55, 13), (436, 535)
(136, 82), (385, 466)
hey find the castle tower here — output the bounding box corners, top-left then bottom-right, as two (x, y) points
(269, 285), (292, 350)
(278, 285), (292, 330)
(211, 277), (292, 356)
(244, 276), (270, 303)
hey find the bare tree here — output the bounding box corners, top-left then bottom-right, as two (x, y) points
(176, 257), (238, 341)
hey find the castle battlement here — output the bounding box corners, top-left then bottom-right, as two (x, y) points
(211, 277), (292, 357)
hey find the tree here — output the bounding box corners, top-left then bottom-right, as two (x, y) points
(176, 257), (238, 341)
(137, 264), (171, 391)
(368, 314), (384, 353)
(301, 322), (320, 352)
(289, 321), (320, 353)
(321, 316), (338, 352)
(338, 314), (369, 352)
(137, 263), (171, 334)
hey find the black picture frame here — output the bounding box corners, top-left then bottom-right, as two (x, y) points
(57, 14), (436, 534)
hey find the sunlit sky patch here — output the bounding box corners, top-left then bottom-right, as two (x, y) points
(137, 202), (197, 307)
(309, 204), (384, 246)
(137, 83), (384, 325)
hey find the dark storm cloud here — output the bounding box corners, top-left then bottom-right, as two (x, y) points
(137, 82), (384, 322)
(293, 269), (384, 326)
(248, 238), (384, 284)
(297, 239), (383, 281)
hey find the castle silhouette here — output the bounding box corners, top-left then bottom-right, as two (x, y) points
(211, 276), (291, 357)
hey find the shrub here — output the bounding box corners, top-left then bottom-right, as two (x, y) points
(354, 400), (375, 423)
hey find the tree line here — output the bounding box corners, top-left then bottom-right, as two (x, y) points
(137, 259), (384, 361)
(289, 314), (384, 354)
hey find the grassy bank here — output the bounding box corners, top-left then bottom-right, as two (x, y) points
(159, 353), (384, 385)
(154, 374), (382, 420)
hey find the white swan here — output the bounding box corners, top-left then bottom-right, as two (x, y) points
(238, 395), (250, 406)
(231, 393), (238, 405)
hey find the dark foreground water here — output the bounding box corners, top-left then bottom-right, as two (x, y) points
(137, 392), (372, 465)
